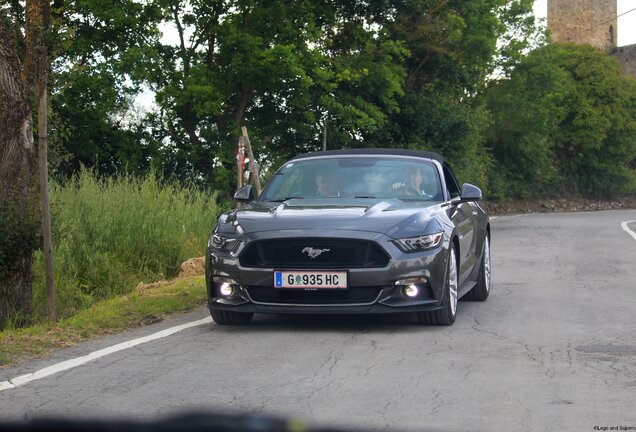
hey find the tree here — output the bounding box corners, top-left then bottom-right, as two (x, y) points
(0, 18), (38, 329)
(124, 0), (407, 192)
(0, 0), (58, 328)
(47, 0), (161, 178)
(364, 0), (541, 186)
(551, 44), (636, 196)
(484, 43), (636, 198)
(4, 0), (547, 199)
(483, 45), (568, 198)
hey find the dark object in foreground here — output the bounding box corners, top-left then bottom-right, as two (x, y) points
(207, 149), (491, 326)
(0, 412), (366, 432)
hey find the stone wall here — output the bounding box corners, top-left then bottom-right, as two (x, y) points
(548, 0), (617, 50)
(612, 44), (636, 79)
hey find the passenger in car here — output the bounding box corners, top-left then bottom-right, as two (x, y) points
(315, 169), (339, 197)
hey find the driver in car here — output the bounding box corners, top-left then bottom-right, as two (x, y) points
(391, 165), (426, 196)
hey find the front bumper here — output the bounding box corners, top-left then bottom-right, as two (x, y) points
(206, 229), (449, 315)
(208, 301), (443, 315)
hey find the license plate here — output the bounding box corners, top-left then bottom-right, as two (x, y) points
(274, 271), (348, 289)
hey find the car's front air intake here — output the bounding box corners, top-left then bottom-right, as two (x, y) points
(246, 286), (384, 304)
(239, 238), (390, 268)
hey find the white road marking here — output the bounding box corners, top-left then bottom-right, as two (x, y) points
(0, 316), (212, 393)
(621, 220), (636, 243)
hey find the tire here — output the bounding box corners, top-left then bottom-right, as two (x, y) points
(464, 234), (491, 301)
(417, 244), (458, 326)
(210, 309), (254, 325)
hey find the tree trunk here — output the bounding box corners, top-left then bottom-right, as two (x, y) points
(0, 19), (36, 329)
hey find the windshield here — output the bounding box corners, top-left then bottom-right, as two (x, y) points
(260, 157), (443, 202)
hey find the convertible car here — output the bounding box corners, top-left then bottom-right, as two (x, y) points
(205, 149), (490, 325)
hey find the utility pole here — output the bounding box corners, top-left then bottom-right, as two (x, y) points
(322, 116), (327, 151)
(38, 57), (55, 323)
(29, 0), (55, 322)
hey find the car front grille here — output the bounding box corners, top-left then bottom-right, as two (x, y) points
(246, 286), (384, 304)
(239, 238), (390, 269)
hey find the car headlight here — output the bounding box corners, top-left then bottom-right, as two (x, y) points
(393, 232), (443, 252)
(208, 233), (241, 253)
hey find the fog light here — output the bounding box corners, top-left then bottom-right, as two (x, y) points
(219, 283), (234, 297)
(403, 284), (419, 298)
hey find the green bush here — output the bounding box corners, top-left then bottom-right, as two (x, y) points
(484, 43), (636, 199)
(31, 169), (222, 322)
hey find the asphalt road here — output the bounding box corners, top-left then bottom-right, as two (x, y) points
(1, 210), (636, 431)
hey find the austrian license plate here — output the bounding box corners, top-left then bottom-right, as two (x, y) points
(274, 271), (348, 289)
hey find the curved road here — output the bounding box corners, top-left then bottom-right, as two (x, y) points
(1, 210), (636, 431)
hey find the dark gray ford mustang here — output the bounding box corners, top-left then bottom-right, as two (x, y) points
(205, 149), (490, 325)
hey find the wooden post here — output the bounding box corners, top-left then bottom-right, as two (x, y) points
(241, 127), (261, 195)
(38, 79), (55, 323)
(32, 0), (55, 323)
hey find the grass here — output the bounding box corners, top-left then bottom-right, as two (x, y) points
(1, 170), (218, 367)
(28, 169), (221, 323)
(0, 276), (207, 368)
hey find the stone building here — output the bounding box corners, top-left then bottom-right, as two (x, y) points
(547, 0), (636, 79)
(613, 45), (636, 78)
(548, 0), (616, 50)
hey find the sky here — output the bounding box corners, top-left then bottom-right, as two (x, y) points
(533, 0), (636, 47)
(158, 2), (636, 51)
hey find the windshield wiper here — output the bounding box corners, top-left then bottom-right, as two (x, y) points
(269, 196), (304, 202)
(354, 195), (377, 198)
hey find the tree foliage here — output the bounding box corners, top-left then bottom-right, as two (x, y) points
(484, 43), (636, 198)
(46, 0), (161, 177)
(8, 0), (632, 201)
(361, 0), (541, 186)
(19, 0), (542, 193)
(122, 0), (410, 193)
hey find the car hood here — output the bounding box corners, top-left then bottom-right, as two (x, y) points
(218, 198), (445, 239)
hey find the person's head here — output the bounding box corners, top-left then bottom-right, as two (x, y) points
(406, 165), (424, 191)
(315, 169), (338, 196)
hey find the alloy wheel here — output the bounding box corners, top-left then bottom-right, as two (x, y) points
(449, 248), (458, 316)
(484, 236), (491, 292)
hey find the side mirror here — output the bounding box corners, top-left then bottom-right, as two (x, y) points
(234, 185), (254, 202)
(459, 183), (482, 202)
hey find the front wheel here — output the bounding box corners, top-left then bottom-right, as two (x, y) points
(417, 245), (458, 326)
(210, 309), (254, 325)
(464, 234), (490, 301)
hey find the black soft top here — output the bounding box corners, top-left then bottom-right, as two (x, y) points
(290, 148), (446, 164)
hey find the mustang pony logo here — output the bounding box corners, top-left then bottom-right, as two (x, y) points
(302, 247), (330, 259)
